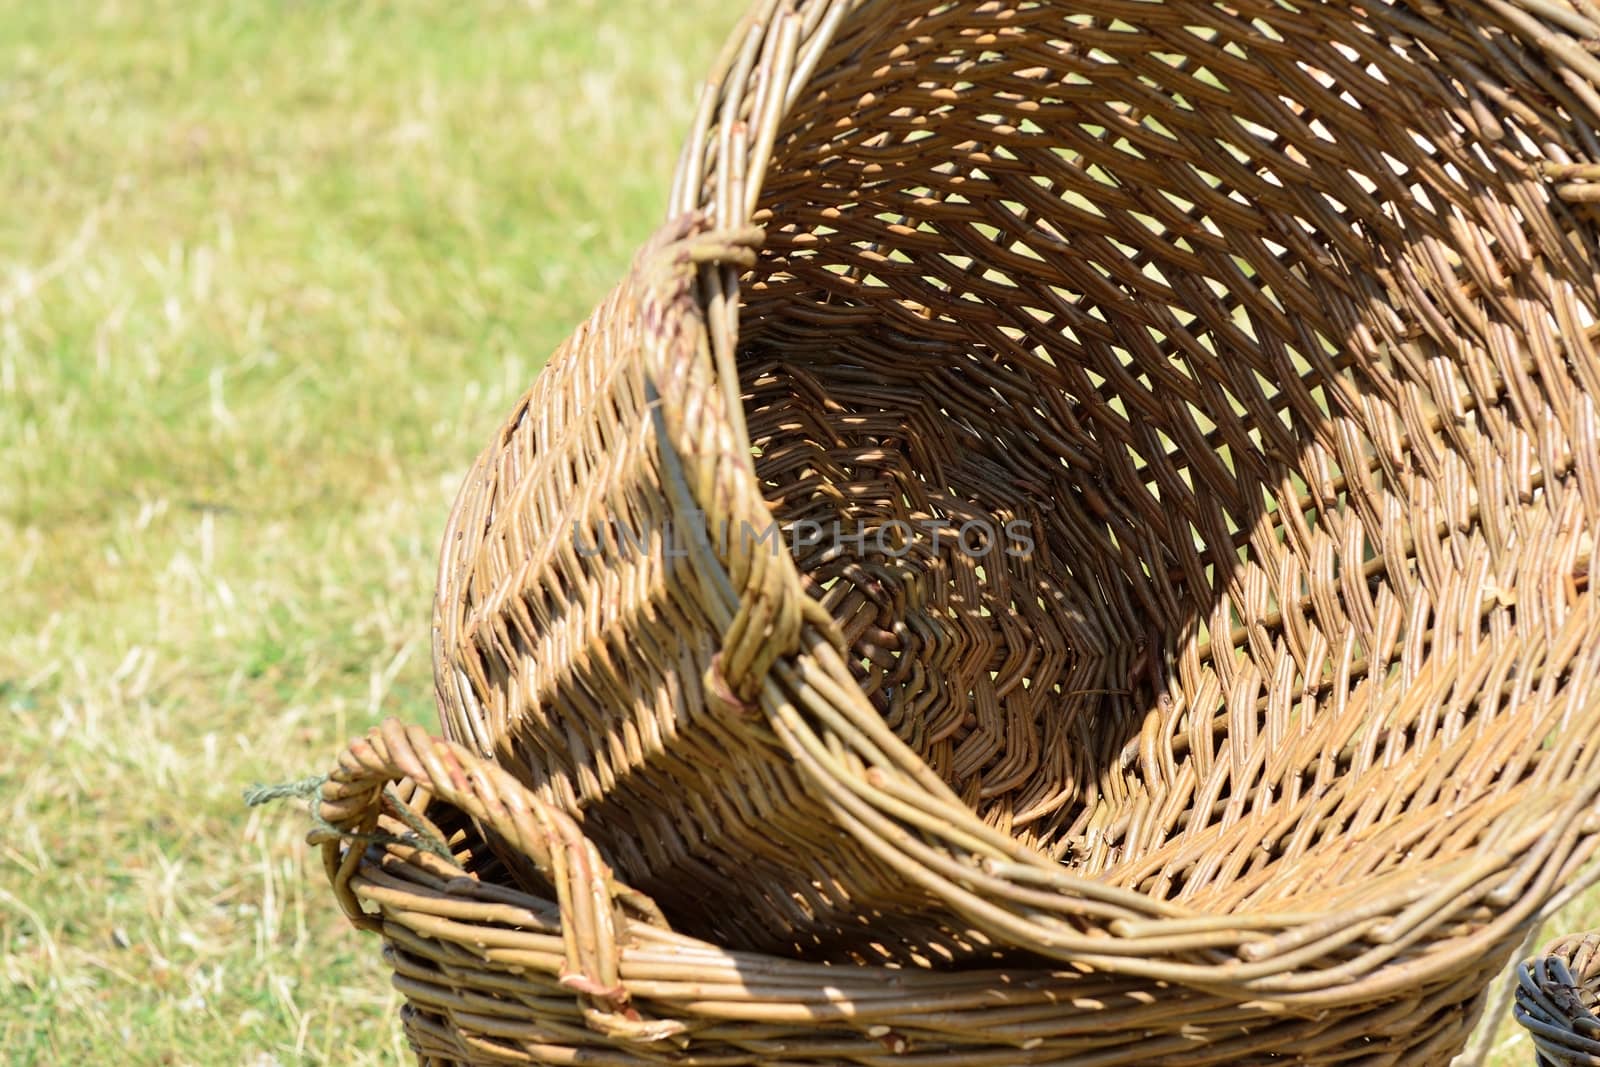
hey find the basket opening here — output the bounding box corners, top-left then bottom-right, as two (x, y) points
(721, 0), (1597, 899)
(435, 0), (1600, 967)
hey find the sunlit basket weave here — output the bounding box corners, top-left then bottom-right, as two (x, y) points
(1516, 931), (1600, 1067)
(327, 0), (1600, 1061)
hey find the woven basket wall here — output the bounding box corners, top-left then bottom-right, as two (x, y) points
(321, 0), (1600, 1062)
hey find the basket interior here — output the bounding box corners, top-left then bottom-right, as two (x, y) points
(726, 0), (1598, 909)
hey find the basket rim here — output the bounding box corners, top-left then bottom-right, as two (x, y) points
(317, 719), (1539, 1058)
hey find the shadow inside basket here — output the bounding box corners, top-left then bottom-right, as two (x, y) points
(671, 0), (1599, 960)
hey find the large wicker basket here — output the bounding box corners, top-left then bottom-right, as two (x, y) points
(1516, 931), (1600, 1067)
(323, 0), (1600, 1061)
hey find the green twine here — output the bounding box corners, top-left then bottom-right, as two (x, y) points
(244, 773), (455, 863)
(243, 774), (326, 807)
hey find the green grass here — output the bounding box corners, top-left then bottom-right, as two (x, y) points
(0, 0), (739, 1062)
(0, 1), (1593, 1064)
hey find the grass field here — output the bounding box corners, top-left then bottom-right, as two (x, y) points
(0, 1), (1591, 1064)
(0, 0), (741, 1062)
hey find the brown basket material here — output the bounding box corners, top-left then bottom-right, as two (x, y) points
(1516, 932), (1600, 1067)
(431, 0), (1600, 988)
(317, 719), (1521, 1066)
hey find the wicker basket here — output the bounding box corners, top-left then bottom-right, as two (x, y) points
(433, 0), (1600, 957)
(322, 0), (1600, 1060)
(1516, 932), (1600, 1067)
(318, 719), (1528, 1065)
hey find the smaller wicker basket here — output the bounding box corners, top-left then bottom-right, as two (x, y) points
(315, 719), (1511, 1066)
(1516, 932), (1600, 1067)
